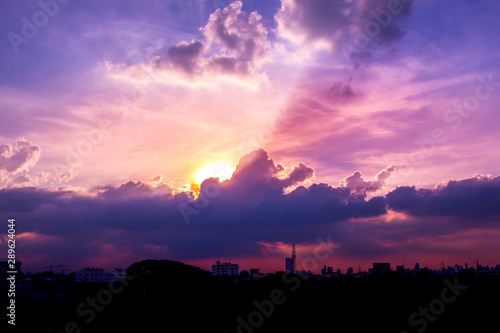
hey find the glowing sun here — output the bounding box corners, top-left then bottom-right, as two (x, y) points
(195, 163), (234, 185)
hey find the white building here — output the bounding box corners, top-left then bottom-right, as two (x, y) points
(211, 261), (239, 276)
(75, 267), (113, 283)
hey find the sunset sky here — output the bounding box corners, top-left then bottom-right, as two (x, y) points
(1, 0), (500, 273)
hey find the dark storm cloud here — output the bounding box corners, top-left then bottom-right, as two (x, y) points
(357, 0), (413, 45)
(2, 149), (385, 261)
(93, 180), (172, 200)
(0, 187), (69, 213)
(276, 0), (413, 46)
(386, 175), (500, 221)
(4, 150), (500, 266)
(275, 0), (354, 45)
(275, 0), (414, 66)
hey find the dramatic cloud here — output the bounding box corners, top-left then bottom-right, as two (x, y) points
(356, 0), (413, 45)
(275, 0), (413, 61)
(203, 0), (270, 75)
(275, 0), (355, 49)
(149, 1), (270, 79)
(0, 149), (378, 265)
(340, 165), (396, 195)
(0, 138), (41, 174)
(0, 186), (69, 213)
(198, 149), (315, 206)
(2, 0), (500, 273)
(386, 175), (500, 221)
(2, 149), (500, 271)
(280, 162), (315, 188)
(93, 180), (172, 200)
(154, 40), (205, 75)
(10, 172), (50, 187)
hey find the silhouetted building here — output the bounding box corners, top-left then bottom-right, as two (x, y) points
(321, 265), (335, 275)
(441, 266), (456, 275)
(212, 261), (239, 276)
(250, 268), (259, 275)
(111, 268), (127, 281)
(75, 267), (112, 282)
(285, 244), (296, 274)
(240, 270), (249, 278)
(286, 258), (295, 274)
(415, 263), (420, 272)
(347, 267), (354, 275)
(373, 263), (391, 274)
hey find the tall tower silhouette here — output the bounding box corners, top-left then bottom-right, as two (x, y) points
(285, 244), (296, 274)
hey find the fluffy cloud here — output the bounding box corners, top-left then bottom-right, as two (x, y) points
(197, 149), (314, 206)
(93, 181), (172, 200)
(275, 0), (355, 49)
(280, 162), (315, 188)
(340, 165), (396, 195)
(149, 1), (270, 80)
(203, 1), (270, 75)
(275, 0), (413, 62)
(154, 40), (205, 75)
(1, 149), (381, 264)
(0, 138), (41, 174)
(10, 172), (50, 187)
(0, 139), (42, 188)
(386, 175), (500, 221)
(3, 149), (500, 270)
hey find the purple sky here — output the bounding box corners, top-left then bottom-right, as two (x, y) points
(1, 0), (500, 273)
